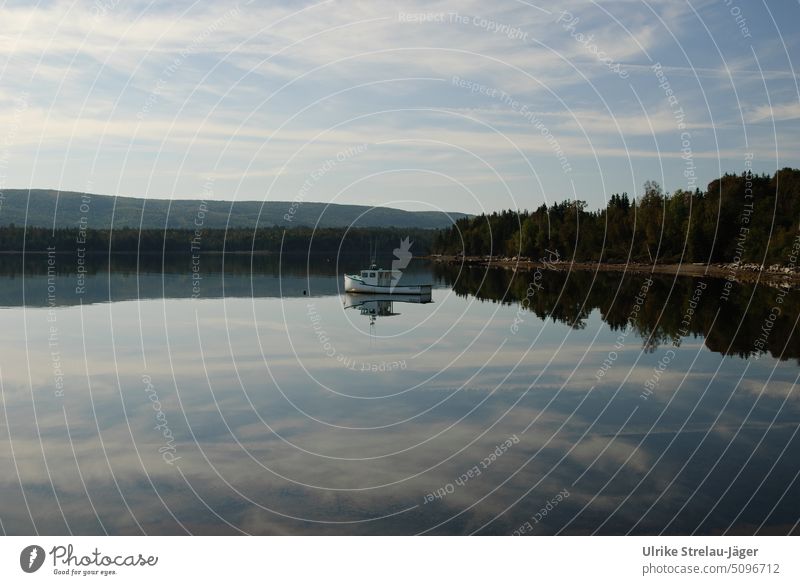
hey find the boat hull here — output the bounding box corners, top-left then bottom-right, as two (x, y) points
(344, 274), (431, 294)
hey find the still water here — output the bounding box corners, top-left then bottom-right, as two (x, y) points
(0, 253), (799, 535)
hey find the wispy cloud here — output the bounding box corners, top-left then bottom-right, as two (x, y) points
(747, 101), (800, 122)
(0, 0), (797, 212)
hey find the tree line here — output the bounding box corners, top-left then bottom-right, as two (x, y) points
(433, 168), (800, 264)
(0, 226), (436, 256)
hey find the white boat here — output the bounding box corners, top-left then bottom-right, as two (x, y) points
(344, 264), (432, 294)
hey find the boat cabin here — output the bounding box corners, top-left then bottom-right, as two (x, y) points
(358, 268), (397, 287)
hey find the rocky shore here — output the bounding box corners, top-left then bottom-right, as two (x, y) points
(430, 255), (800, 287)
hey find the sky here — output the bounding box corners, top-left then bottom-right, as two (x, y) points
(0, 0), (799, 214)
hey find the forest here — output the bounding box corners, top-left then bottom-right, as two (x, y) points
(3, 168), (800, 265)
(433, 168), (800, 265)
(0, 225), (436, 256)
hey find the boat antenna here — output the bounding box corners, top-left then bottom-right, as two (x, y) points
(369, 238), (377, 269)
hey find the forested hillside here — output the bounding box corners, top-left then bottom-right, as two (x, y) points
(0, 189), (467, 230)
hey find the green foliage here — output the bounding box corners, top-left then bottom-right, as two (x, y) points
(0, 226), (436, 255)
(434, 168), (800, 264)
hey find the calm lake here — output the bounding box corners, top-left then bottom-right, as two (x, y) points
(1, 253), (799, 535)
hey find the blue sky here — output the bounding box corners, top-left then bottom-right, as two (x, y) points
(0, 0), (798, 214)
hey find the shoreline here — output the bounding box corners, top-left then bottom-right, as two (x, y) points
(428, 255), (800, 285)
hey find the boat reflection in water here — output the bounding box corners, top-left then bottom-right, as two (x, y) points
(343, 292), (433, 327)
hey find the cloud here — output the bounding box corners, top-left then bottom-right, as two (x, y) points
(747, 102), (800, 123)
(0, 0), (796, 209)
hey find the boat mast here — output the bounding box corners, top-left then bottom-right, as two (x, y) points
(369, 239), (378, 270)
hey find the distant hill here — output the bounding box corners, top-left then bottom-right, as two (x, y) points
(0, 189), (468, 230)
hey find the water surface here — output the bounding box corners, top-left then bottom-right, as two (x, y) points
(1, 254), (798, 534)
